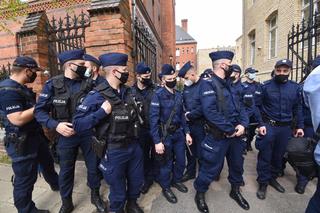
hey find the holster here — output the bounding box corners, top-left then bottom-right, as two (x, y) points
(5, 132), (28, 156)
(204, 123), (225, 140)
(91, 136), (106, 159)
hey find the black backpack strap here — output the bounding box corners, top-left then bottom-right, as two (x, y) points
(96, 82), (122, 106)
(211, 78), (228, 119)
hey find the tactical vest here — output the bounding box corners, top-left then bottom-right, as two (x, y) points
(94, 83), (139, 144)
(131, 84), (156, 128)
(0, 85), (36, 132)
(51, 75), (93, 122)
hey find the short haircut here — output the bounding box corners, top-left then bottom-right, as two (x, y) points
(11, 65), (26, 74)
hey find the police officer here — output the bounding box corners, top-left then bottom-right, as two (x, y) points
(255, 59), (304, 200)
(194, 51), (250, 213)
(242, 67), (261, 152)
(73, 53), (144, 213)
(0, 56), (59, 213)
(150, 64), (192, 203)
(295, 58), (320, 194)
(83, 54), (106, 86)
(303, 61), (320, 213)
(200, 68), (213, 80)
(178, 61), (205, 182)
(131, 62), (156, 194)
(35, 49), (106, 213)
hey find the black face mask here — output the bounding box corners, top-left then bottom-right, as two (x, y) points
(141, 77), (152, 86)
(116, 71), (129, 84)
(223, 65), (232, 79)
(27, 70), (37, 83)
(229, 76), (237, 82)
(71, 64), (88, 79)
(165, 79), (177, 89)
(274, 74), (289, 84)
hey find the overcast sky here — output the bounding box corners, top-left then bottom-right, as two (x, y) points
(175, 0), (243, 49)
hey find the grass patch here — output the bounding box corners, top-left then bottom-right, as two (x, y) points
(0, 153), (11, 164)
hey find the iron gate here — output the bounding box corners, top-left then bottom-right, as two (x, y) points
(287, 11), (320, 82)
(46, 11), (90, 76)
(0, 62), (11, 81)
(133, 18), (157, 81)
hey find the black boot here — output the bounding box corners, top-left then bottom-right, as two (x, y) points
(195, 192), (209, 213)
(269, 179), (285, 193)
(295, 183), (306, 194)
(229, 186), (250, 210)
(256, 183), (267, 200)
(91, 188), (107, 213)
(162, 188), (177, 203)
(141, 181), (153, 194)
(181, 173), (196, 182)
(172, 182), (188, 193)
(125, 199), (144, 213)
(59, 198), (74, 213)
(35, 209), (50, 213)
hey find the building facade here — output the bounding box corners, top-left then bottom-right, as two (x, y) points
(242, 0), (318, 81)
(197, 46), (235, 74)
(175, 19), (197, 71)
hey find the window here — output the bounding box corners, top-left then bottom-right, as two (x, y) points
(269, 15), (278, 58)
(187, 48), (189, 54)
(249, 31), (256, 65)
(302, 0), (320, 21)
(182, 48), (184, 54)
(176, 62), (180, 70)
(191, 47), (194, 53)
(176, 48), (180, 57)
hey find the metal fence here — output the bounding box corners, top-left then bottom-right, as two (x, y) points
(46, 11), (90, 76)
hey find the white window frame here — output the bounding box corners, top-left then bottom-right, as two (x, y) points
(249, 32), (256, 65)
(269, 15), (278, 59)
(302, 0), (320, 21)
(176, 48), (180, 57)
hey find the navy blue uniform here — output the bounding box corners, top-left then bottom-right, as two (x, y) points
(194, 74), (248, 193)
(255, 78), (304, 184)
(34, 77), (100, 199)
(183, 79), (205, 177)
(242, 81), (262, 145)
(93, 75), (107, 87)
(149, 87), (190, 189)
(0, 79), (58, 213)
(73, 81), (143, 212)
(131, 83), (156, 186)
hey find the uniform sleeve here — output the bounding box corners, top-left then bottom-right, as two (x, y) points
(149, 93), (161, 144)
(73, 92), (109, 132)
(254, 84), (265, 127)
(0, 91), (24, 115)
(186, 88), (203, 120)
(34, 81), (59, 129)
(239, 90), (249, 127)
(200, 80), (235, 134)
(293, 86), (304, 129)
(180, 95), (190, 134)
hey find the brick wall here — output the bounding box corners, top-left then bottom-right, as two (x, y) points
(242, 0), (302, 81)
(176, 42), (197, 72)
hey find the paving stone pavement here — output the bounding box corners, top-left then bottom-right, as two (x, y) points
(0, 149), (317, 213)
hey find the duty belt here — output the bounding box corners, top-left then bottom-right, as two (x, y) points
(263, 116), (291, 127)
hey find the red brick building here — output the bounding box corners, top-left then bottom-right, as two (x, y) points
(0, 0), (176, 87)
(175, 19), (197, 72)
(0, 0), (176, 152)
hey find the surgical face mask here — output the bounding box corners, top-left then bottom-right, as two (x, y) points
(274, 74), (289, 84)
(84, 68), (92, 78)
(184, 79), (193, 87)
(248, 73), (256, 80)
(165, 79), (177, 88)
(116, 70), (129, 84)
